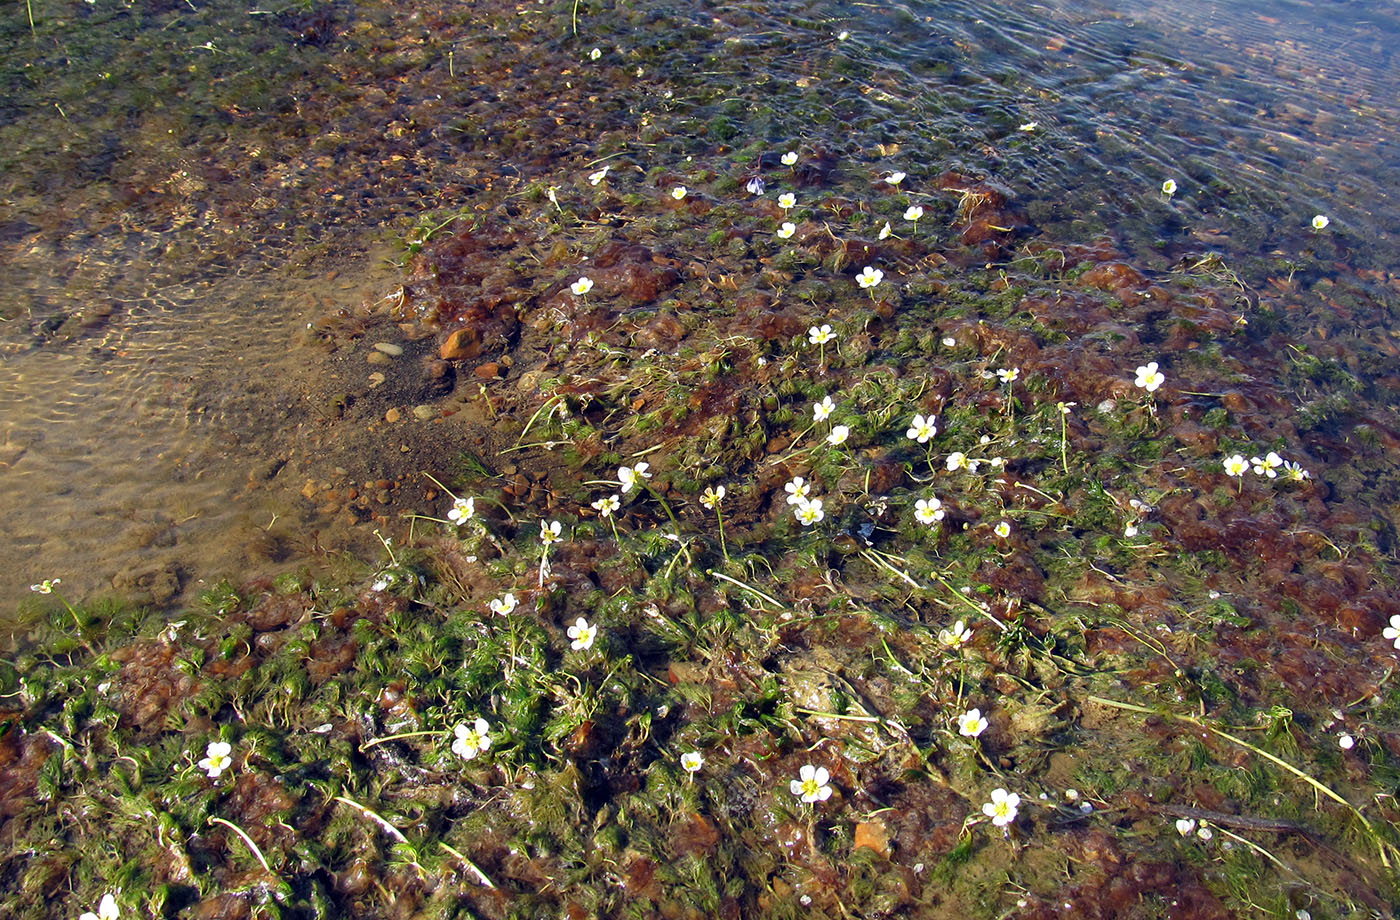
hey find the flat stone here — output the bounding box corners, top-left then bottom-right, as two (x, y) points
(373, 342), (403, 356)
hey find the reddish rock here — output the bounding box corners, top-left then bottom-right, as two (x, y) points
(853, 819), (892, 858)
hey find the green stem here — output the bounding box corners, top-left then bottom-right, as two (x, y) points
(209, 816), (273, 874)
(1059, 413), (1070, 475)
(1087, 695), (1395, 868)
(646, 483), (679, 530)
(360, 730), (444, 752)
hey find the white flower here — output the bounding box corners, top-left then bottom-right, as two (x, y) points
(746, 176), (765, 196)
(1175, 817), (1197, 837)
(539, 520), (563, 545)
(778, 192), (797, 210)
(914, 497), (945, 525)
(1134, 361), (1165, 392)
(592, 494), (622, 517)
(570, 276), (594, 297)
(681, 751), (705, 773)
(1018, 121), (1038, 132)
(878, 221), (892, 240)
(946, 451), (969, 472)
(837, 30), (849, 40)
(808, 324), (834, 345)
(589, 47), (602, 60)
(856, 266), (883, 289)
(1197, 825), (1214, 841)
(958, 708), (989, 738)
(906, 413), (938, 444)
(1251, 452), (1284, 478)
(777, 221), (796, 239)
(784, 476), (811, 505)
(790, 764), (833, 803)
(618, 462), (652, 493)
(700, 485), (726, 509)
(994, 521), (1012, 539)
(1161, 179), (1177, 197)
(1282, 461), (1311, 482)
(1312, 214), (1329, 230)
(939, 619), (972, 648)
(795, 497), (825, 526)
(453, 717), (492, 759)
(447, 496), (475, 524)
(904, 205), (924, 222)
(671, 186), (687, 200)
(588, 166), (609, 185)
(489, 593), (518, 616)
(812, 396), (836, 422)
(29, 578), (60, 594)
(198, 741), (233, 779)
(567, 616), (597, 651)
(1223, 454), (1249, 477)
(942, 336), (956, 347)
(371, 577), (390, 592)
(1124, 523), (1139, 538)
(79, 894), (119, 920)
(982, 788), (1019, 827)
(996, 367), (1019, 385)
(884, 171), (905, 186)
(1339, 733), (1355, 750)
(1383, 614), (1400, 648)
(827, 425), (849, 446)
(781, 151), (798, 166)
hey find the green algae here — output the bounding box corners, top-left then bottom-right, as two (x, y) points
(7, 0), (1400, 917)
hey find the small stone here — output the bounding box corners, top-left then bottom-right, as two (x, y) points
(367, 351), (391, 365)
(853, 819), (891, 858)
(373, 342), (403, 356)
(412, 405), (435, 421)
(368, 372), (386, 388)
(384, 408), (401, 423)
(475, 362), (501, 379)
(440, 327), (481, 361)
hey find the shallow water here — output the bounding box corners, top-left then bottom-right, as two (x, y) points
(3, 0), (1400, 618)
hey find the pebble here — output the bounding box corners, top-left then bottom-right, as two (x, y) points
(367, 351), (391, 366)
(373, 342), (403, 356)
(412, 404), (435, 421)
(384, 408), (401, 423)
(368, 372), (386, 388)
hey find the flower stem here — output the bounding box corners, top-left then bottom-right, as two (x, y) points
(646, 483), (680, 530)
(1060, 413), (1070, 475)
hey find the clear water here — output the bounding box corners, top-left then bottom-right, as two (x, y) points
(3, 0), (1399, 616)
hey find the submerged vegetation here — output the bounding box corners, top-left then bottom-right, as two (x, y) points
(8, 0), (1400, 917)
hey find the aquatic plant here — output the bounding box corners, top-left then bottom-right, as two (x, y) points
(982, 789), (1020, 828)
(790, 764), (833, 804)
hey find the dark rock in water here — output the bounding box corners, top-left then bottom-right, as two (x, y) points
(581, 240), (682, 305)
(420, 358), (455, 398)
(401, 227), (524, 362)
